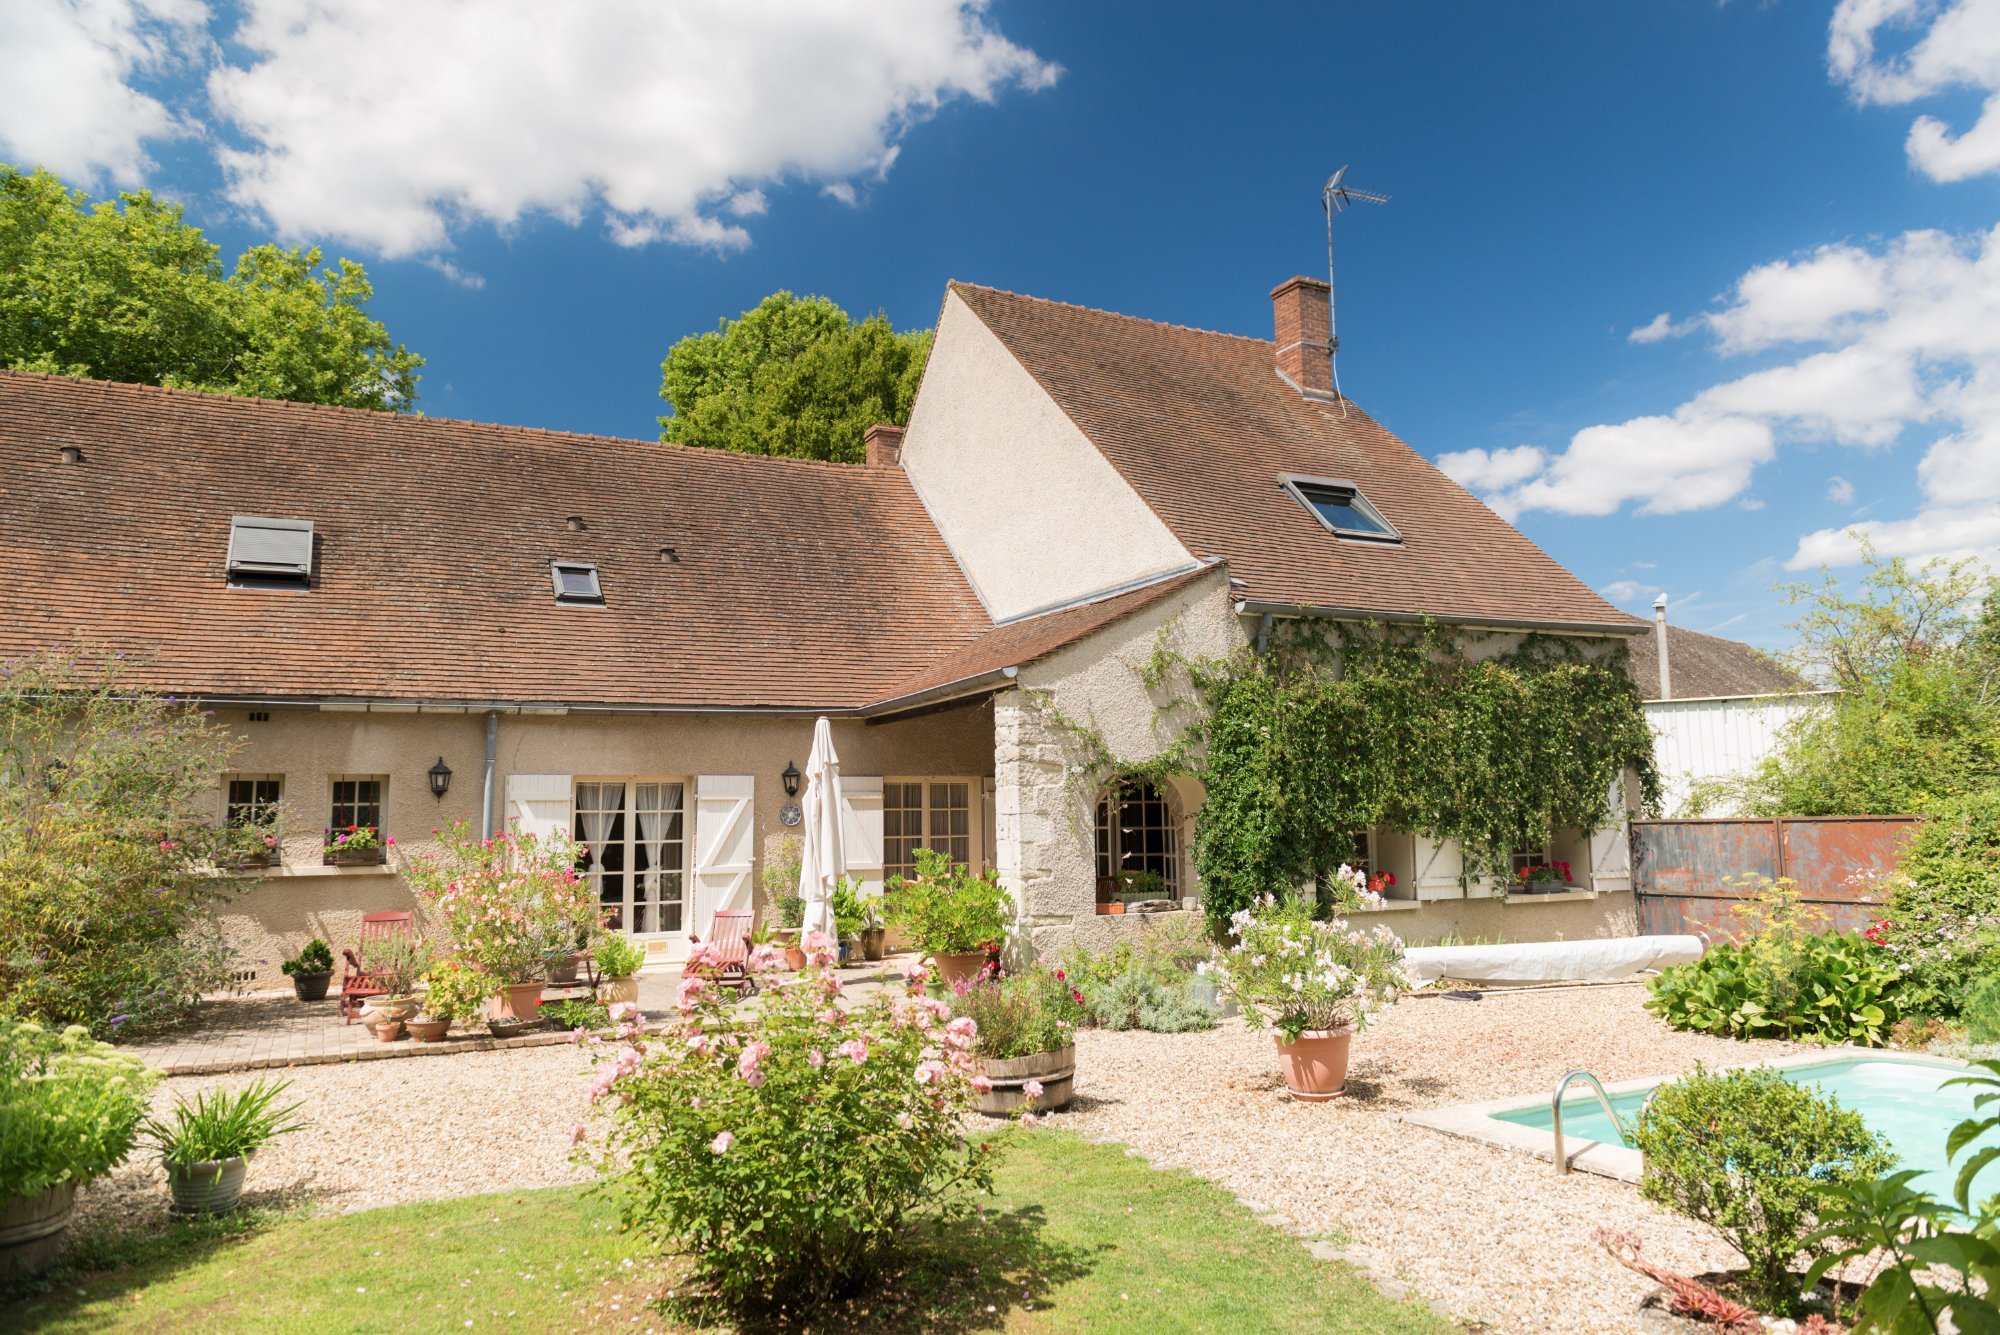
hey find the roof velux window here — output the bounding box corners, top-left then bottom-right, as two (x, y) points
(226, 515), (314, 587)
(1279, 474), (1402, 544)
(550, 560), (604, 605)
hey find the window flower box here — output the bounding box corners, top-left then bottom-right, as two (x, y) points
(323, 826), (391, 867)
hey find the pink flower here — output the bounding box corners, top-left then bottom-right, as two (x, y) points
(895, 1112), (914, 1130)
(1020, 1112), (1041, 1129)
(1023, 1079), (1044, 1100)
(807, 1049), (825, 1069)
(945, 1016), (977, 1039)
(737, 1040), (770, 1085)
(385, 837), (397, 847)
(710, 1131), (734, 1155)
(837, 1038), (870, 1064)
(570, 1122), (588, 1145)
(970, 1074), (994, 1093)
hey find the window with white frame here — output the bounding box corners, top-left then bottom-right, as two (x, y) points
(574, 780), (687, 934)
(325, 775), (386, 864)
(225, 775), (282, 828)
(883, 779), (972, 877)
(1095, 778), (1179, 898)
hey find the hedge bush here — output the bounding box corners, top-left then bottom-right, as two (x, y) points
(1878, 787), (2000, 1020)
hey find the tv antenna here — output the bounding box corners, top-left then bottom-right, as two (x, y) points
(1321, 165), (1389, 412)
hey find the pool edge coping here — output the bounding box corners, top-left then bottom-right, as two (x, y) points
(1399, 1048), (1971, 1184)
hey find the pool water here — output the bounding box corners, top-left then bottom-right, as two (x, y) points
(1492, 1057), (1991, 1201)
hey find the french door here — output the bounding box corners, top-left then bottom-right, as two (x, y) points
(574, 780), (688, 937)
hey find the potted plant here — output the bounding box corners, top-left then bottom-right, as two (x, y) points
(541, 997), (610, 1032)
(415, 957), (491, 1042)
(1205, 895), (1407, 1101)
(1117, 869), (1168, 907)
(592, 934), (647, 1009)
(1514, 859), (1574, 894)
(147, 1077), (307, 1216)
(858, 896), (888, 962)
(885, 849), (1011, 988)
(1, 1021), (156, 1281)
(832, 877), (866, 966)
(762, 834), (805, 962)
(355, 935), (426, 1039)
(323, 824), (390, 866)
(776, 894), (808, 969)
(950, 963), (1086, 1117)
(279, 938), (335, 1002)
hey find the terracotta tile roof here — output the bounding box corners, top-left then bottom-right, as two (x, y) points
(950, 283), (1641, 634)
(1626, 623), (1807, 702)
(0, 370), (998, 709)
(875, 565), (1223, 707)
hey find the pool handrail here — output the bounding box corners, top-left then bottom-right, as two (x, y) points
(1551, 1069), (1630, 1175)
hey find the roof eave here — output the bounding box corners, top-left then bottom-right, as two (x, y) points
(1234, 599), (1647, 638)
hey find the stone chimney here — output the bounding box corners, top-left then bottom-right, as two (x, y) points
(1271, 275), (1334, 394)
(863, 423), (905, 468)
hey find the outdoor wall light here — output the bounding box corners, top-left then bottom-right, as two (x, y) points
(781, 761), (801, 797)
(427, 756), (453, 800)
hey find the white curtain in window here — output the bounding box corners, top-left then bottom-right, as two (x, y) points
(578, 783), (625, 855)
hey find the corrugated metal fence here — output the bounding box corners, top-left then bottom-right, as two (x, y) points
(1630, 815), (1921, 938)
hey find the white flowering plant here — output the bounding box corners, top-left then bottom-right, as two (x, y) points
(575, 933), (995, 1313)
(1203, 895), (1408, 1044)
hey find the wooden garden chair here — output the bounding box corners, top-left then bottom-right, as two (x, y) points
(688, 908), (756, 996)
(338, 911), (416, 1023)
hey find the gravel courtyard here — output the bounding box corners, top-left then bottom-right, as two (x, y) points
(74, 982), (1808, 1333)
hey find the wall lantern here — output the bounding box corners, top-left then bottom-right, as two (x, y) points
(427, 756), (453, 800)
(781, 761), (801, 797)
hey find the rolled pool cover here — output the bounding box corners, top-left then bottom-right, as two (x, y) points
(1400, 934), (1705, 986)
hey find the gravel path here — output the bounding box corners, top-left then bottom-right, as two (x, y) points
(73, 982), (1807, 1333)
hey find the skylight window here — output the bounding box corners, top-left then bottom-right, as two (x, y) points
(1279, 474), (1402, 544)
(226, 515), (314, 586)
(550, 560), (604, 604)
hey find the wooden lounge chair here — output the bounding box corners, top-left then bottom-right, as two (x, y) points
(338, 911), (416, 1023)
(688, 908), (756, 996)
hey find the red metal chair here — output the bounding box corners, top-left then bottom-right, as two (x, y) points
(688, 908), (755, 996)
(339, 911), (416, 1023)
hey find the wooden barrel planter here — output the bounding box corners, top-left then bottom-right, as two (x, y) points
(0, 1183), (76, 1282)
(974, 1045), (1076, 1117)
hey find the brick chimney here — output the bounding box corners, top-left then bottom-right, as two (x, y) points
(1271, 275), (1334, 394)
(863, 423), (905, 468)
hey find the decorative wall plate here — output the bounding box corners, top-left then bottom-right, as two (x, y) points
(779, 803), (803, 827)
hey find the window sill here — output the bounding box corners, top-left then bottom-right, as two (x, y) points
(260, 865), (399, 879)
(1350, 899), (1421, 913)
(1503, 888), (1596, 906)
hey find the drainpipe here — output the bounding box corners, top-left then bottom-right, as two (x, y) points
(1254, 611), (1274, 656)
(481, 710), (499, 838)
(1652, 595), (1671, 701)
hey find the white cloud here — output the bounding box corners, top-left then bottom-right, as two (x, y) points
(1831, 0), (2000, 182)
(1599, 579), (1647, 602)
(1739, 497), (1767, 511)
(1434, 444), (1546, 495)
(0, 0), (207, 184)
(1629, 312), (1692, 344)
(1827, 475), (1857, 504)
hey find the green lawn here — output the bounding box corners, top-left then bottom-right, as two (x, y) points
(3, 1131), (1453, 1333)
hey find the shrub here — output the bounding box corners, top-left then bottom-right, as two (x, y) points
(404, 820), (596, 983)
(1965, 973), (2000, 1045)
(146, 1077), (307, 1167)
(1204, 895), (1406, 1043)
(1633, 1064), (1894, 1313)
(1878, 787), (2000, 1020)
(0, 1019), (158, 1198)
(0, 651), (245, 1038)
(830, 876), (866, 940)
(580, 937), (994, 1311)
(1087, 968), (1219, 1032)
(949, 963), (1086, 1059)
(279, 940), (333, 977)
(591, 934), (647, 980)
(541, 997), (608, 1031)
(418, 957), (491, 1023)
(885, 848), (1010, 955)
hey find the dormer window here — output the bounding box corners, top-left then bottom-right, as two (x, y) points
(226, 515), (314, 587)
(550, 560), (603, 604)
(1279, 474), (1402, 544)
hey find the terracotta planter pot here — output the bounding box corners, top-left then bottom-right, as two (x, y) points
(545, 954), (581, 986)
(1274, 1028), (1354, 1101)
(600, 976), (639, 1008)
(369, 1018), (406, 1043)
(0, 1183), (76, 1282)
(493, 981), (543, 1019)
(406, 1017), (451, 1043)
(290, 971), (332, 1002)
(974, 1045), (1077, 1117)
(363, 996), (418, 1023)
(860, 927), (887, 961)
(929, 950), (988, 989)
(1099, 902), (1124, 916)
(783, 945), (808, 971)
(167, 1157), (249, 1216)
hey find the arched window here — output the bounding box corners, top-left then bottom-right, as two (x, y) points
(1095, 778), (1179, 900)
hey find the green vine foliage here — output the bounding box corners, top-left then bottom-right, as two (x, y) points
(1177, 621), (1659, 926)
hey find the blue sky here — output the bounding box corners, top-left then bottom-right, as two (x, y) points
(4, 1), (1998, 646)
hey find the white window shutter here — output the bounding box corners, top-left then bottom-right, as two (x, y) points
(1588, 778), (1632, 886)
(505, 774), (573, 841)
(693, 775), (755, 938)
(841, 777), (885, 895)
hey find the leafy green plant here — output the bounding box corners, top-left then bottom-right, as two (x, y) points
(831, 876), (867, 940)
(1632, 1064), (1893, 1314)
(591, 934), (647, 980)
(776, 893), (806, 930)
(417, 957), (491, 1023)
(1087, 968), (1219, 1033)
(949, 964), (1087, 1060)
(1115, 869), (1167, 900)
(0, 1020), (157, 1197)
(886, 848), (1011, 955)
(1966, 975), (2000, 1046)
(355, 933), (428, 1000)
(146, 1077), (308, 1168)
(542, 998), (609, 1031)
(579, 941), (994, 1311)
(1877, 787), (2000, 1021)
(1205, 895), (1406, 1044)
(279, 940), (333, 977)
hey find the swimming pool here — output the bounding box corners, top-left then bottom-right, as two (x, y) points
(1488, 1055), (1985, 1200)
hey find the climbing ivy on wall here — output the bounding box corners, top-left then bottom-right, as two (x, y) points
(1165, 620), (1659, 926)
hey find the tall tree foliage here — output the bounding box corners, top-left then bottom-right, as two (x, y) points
(659, 290), (930, 463)
(0, 165), (422, 410)
(1694, 550), (2000, 817)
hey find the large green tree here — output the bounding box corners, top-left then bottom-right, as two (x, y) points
(659, 290), (930, 463)
(0, 164), (422, 410)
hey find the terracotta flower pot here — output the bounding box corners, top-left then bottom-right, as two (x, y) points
(369, 1018), (406, 1043)
(929, 950), (988, 989)
(1100, 902), (1124, 915)
(493, 981), (543, 1019)
(406, 1017), (451, 1043)
(0, 1183), (76, 1282)
(1274, 1028), (1354, 1101)
(600, 975), (639, 1008)
(783, 945), (808, 971)
(167, 1157), (248, 1216)
(974, 1045), (1076, 1117)
(545, 954), (581, 986)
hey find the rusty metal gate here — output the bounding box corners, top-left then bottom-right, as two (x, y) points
(1630, 816), (1922, 938)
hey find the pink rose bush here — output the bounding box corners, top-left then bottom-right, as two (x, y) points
(576, 933), (995, 1311)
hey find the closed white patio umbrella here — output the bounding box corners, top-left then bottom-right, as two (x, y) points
(796, 716), (845, 945)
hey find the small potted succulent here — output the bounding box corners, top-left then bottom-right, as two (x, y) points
(324, 824), (391, 866)
(279, 939), (335, 1002)
(592, 934), (647, 1009)
(147, 1077), (307, 1217)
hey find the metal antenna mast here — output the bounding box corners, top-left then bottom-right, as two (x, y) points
(1321, 165), (1389, 412)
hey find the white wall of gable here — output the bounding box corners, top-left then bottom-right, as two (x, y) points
(901, 289), (1195, 622)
